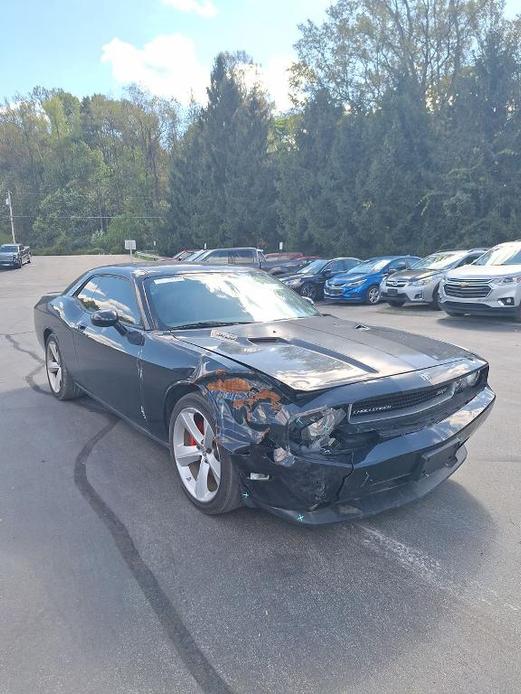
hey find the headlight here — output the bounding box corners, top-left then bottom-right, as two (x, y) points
(285, 279), (301, 287)
(492, 276), (521, 286)
(454, 370), (481, 393)
(410, 278), (431, 287)
(345, 279), (365, 287)
(290, 407), (346, 449)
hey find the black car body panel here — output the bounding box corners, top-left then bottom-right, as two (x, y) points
(34, 263), (495, 524)
(281, 257), (362, 299)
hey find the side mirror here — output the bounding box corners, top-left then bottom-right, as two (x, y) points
(91, 309), (119, 328)
(386, 268), (397, 275)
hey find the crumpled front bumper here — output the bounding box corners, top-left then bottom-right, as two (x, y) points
(382, 282), (436, 304)
(234, 386), (495, 525)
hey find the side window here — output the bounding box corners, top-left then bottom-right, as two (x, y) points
(76, 275), (142, 326)
(232, 249), (256, 265)
(337, 259), (356, 271)
(458, 253), (480, 267)
(204, 250), (229, 265)
(389, 258), (407, 271)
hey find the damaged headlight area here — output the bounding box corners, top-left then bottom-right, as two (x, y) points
(289, 407), (347, 452)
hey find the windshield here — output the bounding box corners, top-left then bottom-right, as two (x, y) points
(0, 245), (18, 253)
(473, 244), (521, 266)
(346, 258), (389, 274)
(297, 259), (327, 274)
(411, 252), (465, 270)
(145, 271), (320, 329)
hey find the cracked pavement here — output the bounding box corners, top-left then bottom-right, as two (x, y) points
(1, 256), (520, 694)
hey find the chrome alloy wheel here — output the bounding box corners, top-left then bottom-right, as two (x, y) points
(172, 406), (221, 503)
(46, 340), (62, 394)
(367, 286), (380, 304)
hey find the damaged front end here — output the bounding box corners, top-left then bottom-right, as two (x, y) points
(200, 359), (495, 525)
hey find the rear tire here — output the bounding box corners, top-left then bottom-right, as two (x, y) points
(169, 393), (241, 515)
(45, 335), (83, 400)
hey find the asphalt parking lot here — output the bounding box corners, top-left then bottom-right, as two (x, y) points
(1, 255), (521, 694)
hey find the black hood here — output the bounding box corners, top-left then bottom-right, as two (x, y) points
(170, 315), (474, 392)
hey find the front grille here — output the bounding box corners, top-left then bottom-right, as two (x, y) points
(349, 383), (453, 423)
(326, 286), (342, 295)
(444, 280), (491, 298)
(386, 280), (407, 288)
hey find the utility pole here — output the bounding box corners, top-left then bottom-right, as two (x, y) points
(5, 191), (16, 243)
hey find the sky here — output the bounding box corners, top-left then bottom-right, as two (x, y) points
(1, 0), (519, 111)
(1, 0), (330, 111)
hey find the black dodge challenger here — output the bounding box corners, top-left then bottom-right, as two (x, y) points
(34, 263), (495, 524)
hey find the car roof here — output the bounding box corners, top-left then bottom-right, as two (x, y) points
(200, 247), (258, 252)
(364, 255), (418, 261)
(86, 263), (259, 279)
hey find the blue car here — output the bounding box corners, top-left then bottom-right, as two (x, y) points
(324, 255), (421, 304)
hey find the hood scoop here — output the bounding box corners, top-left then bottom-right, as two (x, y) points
(248, 336), (287, 345)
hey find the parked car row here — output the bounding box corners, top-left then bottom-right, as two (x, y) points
(174, 241), (521, 321)
(0, 243), (31, 269)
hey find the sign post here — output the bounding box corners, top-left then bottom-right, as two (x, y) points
(124, 239), (136, 260)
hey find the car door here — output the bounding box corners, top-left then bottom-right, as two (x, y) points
(230, 248), (259, 267)
(319, 260), (344, 285)
(72, 274), (144, 423)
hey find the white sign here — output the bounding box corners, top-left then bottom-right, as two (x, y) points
(124, 239), (136, 251)
(279, 241), (284, 251)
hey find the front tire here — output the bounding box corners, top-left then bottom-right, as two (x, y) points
(300, 283), (320, 301)
(366, 285), (380, 305)
(45, 335), (82, 400)
(430, 285), (440, 310)
(169, 393), (241, 515)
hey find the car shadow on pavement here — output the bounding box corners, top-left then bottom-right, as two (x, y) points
(81, 409), (499, 694)
(437, 315), (521, 332)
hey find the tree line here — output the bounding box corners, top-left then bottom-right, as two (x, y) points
(1, 0), (520, 258)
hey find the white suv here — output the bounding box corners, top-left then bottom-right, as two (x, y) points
(439, 241), (521, 321)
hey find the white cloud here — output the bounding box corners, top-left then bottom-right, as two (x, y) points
(101, 34), (209, 105)
(101, 34), (294, 112)
(161, 0), (218, 18)
(237, 57), (294, 112)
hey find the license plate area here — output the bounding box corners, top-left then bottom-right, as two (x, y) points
(387, 288), (398, 295)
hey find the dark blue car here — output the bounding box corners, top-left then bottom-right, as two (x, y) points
(323, 255), (421, 304)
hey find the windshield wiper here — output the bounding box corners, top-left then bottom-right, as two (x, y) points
(169, 320), (253, 330)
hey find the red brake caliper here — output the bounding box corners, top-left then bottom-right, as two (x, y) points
(186, 415), (204, 446)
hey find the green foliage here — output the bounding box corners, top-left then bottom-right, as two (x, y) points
(1, 2), (520, 259)
(168, 52), (277, 251)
